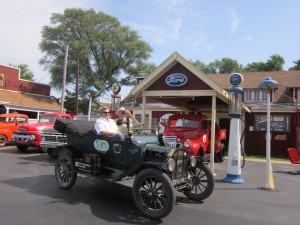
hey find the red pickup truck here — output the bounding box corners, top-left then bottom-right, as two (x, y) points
(11, 112), (72, 151)
(163, 114), (226, 162)
(0, 113), (29, 147)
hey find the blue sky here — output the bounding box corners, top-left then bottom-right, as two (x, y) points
(1, 0), (299, 100)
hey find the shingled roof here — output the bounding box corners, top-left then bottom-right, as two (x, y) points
(0, 89), (60, 110)
(209, 70), (300, 103)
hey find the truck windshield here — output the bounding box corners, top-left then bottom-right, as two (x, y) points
(0, 117), (14, 123)
(169, 118), (199, 128)
(39, 116), (57, 123)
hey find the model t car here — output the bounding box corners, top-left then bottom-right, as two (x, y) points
(53, 119), (215, 219)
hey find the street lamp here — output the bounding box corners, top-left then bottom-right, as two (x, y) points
(258, 77), (278, 190)
(86, 85), (98, 121)
(60, 44), (69, 113)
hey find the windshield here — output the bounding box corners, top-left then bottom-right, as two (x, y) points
(132, 135), (160, 145)
(169, 118), (199, 128)
(0, 117), (14, 123)
(39, 116), (57, 123)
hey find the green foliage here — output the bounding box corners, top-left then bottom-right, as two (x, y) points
(243, 54), (285, 72)
(39, 8), (153, 99)
(190, 60), (217, 74)
(190, 58), (240, 74)
(9, 64), (35, 81)
(289, 58), (300, 70)
(63, 90), (100, 115)
(191, 54), (288, 74)
(217, 58), (241, 74)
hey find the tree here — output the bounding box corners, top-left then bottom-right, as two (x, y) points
(9, 64), (35, 81)
(39, 8), (153, 99)
(243, 54), (285, 72)
(243, 61), (267, 72)
(218, 58), (241, 74)
(191, 58), (240, 74)
(63, 90), (91, 114)
(289, 58), (300, 70)
(265, 54), (285, 71)
(190, 60), (217, 74)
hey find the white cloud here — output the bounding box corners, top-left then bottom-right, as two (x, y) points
(230, 9), (239, 34)
(130, 19), (182, 46)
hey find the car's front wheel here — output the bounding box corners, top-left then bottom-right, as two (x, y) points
(132, 168), (176, 219)
(55, 152), (77, 189)
(0, 135), (8, 147)
(183, 162), (214, 201)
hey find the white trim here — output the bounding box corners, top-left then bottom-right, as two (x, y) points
(210, 96), (216, 174)
(142, 90), (217, 97)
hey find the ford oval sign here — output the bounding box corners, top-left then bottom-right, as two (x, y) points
(165, 73), (188, 87)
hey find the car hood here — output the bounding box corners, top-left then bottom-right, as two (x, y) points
(18, 123), (54, 132)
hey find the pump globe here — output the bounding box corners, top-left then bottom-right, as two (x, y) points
(258, 77), (278, 90)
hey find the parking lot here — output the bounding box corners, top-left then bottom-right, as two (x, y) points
(0, 146), (300, 225)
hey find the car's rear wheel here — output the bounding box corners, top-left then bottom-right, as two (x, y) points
(17, 145), (28, 151)
(183, 162), (214, 201)
(132, 168), (176, 219)
(55, 152), (77, 189)
(0, 135), (8, 147)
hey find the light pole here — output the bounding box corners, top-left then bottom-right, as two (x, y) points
(258, 77), (278, 190)
(60, 44), (69, 113)
(86, 85), (98, 121)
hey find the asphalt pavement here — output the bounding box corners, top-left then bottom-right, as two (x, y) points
(0, 146), (300, 225)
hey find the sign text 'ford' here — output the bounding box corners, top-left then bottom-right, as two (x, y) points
(165, 73), (188, 87)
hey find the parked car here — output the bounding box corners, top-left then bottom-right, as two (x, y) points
(40, 114), (99, 158)
(53, 118), (215, 219)
(0, 113), (28, 147)
(10, 112), (72, 151)
(163, 114), (226, 162)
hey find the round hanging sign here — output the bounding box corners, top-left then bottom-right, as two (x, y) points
(229, 73), (244, 86)
(112, 83), (121, 94)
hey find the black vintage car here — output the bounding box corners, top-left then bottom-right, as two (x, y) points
(53, 119), (215, 219)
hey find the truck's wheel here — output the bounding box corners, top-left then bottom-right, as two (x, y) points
(132, 168), (176, 219)
(55, 152), (77, 189)
(183, 162), (214, 201)
(17, 145), (28, 151)
(47, 148), (60, 158)
(0, 135), (8, 147)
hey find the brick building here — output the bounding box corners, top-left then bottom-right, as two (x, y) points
(0, 64), (60, 123)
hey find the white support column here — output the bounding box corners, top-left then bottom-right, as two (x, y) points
(210, 95), (216, 174)
(141, 96), (146, 128)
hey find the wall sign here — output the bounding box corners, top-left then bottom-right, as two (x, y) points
(254, 115), (290, 132)
(165, 73), (188, 87)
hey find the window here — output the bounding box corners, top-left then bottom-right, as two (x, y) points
(245, 90), (252, 102)
(244, 89), (268, 102)
(262, 91), (268, 101)
(135, 114), (150, 128)
(0, 74), (3, 86)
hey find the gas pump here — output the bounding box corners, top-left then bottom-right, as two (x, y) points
(224, 73), (245, 184)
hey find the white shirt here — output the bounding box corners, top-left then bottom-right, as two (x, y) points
(94, 117), (119, 134)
